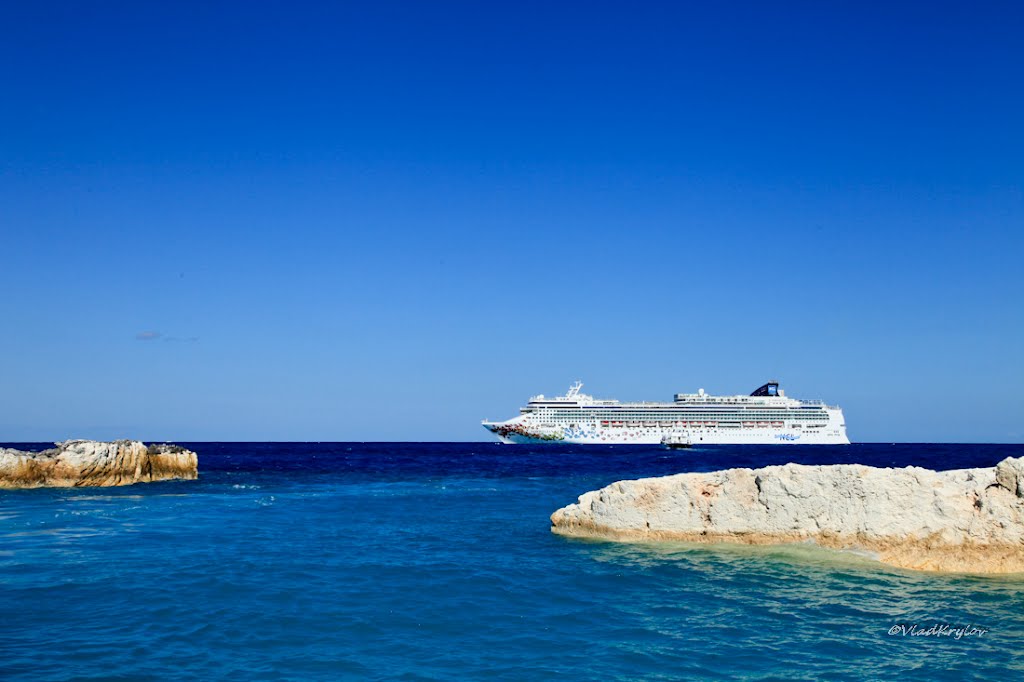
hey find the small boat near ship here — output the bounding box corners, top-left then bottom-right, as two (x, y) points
(661, 431), (692, 449)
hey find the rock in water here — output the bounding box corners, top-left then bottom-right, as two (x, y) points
(0, 440), (198, 489)
(550, 458), (1024, 574)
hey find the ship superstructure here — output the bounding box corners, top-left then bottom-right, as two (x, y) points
(482, 381), (849, 445)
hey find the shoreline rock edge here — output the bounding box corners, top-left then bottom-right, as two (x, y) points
(550, 458), (1024, 574)
(0, 440), (199, 489)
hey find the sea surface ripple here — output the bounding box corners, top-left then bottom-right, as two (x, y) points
(2, 442), (1023, 680)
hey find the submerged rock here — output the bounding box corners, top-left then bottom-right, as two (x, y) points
(551, 458), (1024, 574)
(0, 440), (198, 489)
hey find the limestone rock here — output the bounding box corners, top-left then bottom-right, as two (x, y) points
(550, 458), (1024, 573)
(0, 440), (198, 489)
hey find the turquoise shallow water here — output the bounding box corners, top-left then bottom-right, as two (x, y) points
(2, 442), (1023, 680)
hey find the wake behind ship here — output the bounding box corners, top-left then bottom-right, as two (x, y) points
(482, 381), (849, 445)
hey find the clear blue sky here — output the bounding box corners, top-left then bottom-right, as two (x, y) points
(1, 1), (1021, 442)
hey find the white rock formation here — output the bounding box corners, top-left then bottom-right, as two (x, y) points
(551, 458), (1024, 573)
(0, 440), (198, 489)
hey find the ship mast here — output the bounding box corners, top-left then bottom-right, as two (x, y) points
(565, 381), (583, 399)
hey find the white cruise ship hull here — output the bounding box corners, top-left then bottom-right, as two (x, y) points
(482, 381), (850, 445)
(483, 422), (849, 445)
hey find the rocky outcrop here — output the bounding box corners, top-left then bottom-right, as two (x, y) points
(551, 458), (1024, 573)
(0, 440), (198, 489)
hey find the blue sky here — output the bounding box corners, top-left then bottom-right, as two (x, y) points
(1, 1), (1021, 442)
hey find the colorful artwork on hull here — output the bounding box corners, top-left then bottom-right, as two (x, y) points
(564, 425), (599, 440)
(491, 423), (564, 441)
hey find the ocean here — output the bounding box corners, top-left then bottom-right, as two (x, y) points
(2, 442), (1023, 680)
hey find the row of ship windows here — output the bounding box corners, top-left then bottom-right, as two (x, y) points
(531, 406), (815, 410)
(532, 417), (827, 421)
(532, 416), (827, 421)
(531, 416), (828, 419)
(527, 410), (824, 416)
(531, 418), (825, 422)
(532, 423), (824, 429)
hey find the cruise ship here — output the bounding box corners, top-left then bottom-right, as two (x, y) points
(482, 381), (849, 445)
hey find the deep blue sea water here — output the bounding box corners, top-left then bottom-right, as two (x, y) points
(2, 442), (1024, 681)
